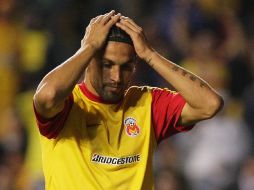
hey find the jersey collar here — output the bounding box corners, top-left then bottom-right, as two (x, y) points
(78, 82), (122, 104)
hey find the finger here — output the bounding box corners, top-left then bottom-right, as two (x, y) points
(90, 16), (98, 24)
(105, 13), (121, 28)
(101, 10), (115, 24)
(120, 16), (142, 31)
(95, 15), (103, 23)
(115, 22), (136, 38)
(120, 19), (140, 33)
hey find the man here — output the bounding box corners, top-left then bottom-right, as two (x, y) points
(33, 10), (223, 190)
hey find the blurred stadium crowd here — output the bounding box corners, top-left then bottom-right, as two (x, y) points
(0, 0), (254, 189)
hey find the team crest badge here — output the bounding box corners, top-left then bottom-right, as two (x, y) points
(124, 117), (140, 137)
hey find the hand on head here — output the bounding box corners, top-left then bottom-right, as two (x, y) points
(81, 10), (121, 51)
(81, 11), (154, 63)
(116, 16), (154, 63)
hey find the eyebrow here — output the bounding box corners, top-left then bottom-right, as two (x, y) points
(102, 58), (135, 65)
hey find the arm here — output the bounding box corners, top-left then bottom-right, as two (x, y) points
(116, 17), (224, 126)
(34, 11), (121, 118)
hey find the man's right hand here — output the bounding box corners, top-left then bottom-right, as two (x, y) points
(34, 11), (121, 119)
(81, 10), (121, 51)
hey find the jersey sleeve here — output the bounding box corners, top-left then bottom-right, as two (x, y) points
(33, 94), (74, 139)
(151, 88), (194, 143)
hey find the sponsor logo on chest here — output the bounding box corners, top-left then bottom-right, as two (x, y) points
(91, 153), (141, 165)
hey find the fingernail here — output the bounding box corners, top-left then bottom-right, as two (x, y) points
(113, 13), (121, 17)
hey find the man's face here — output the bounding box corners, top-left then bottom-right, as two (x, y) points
(88, 41), (136, 103)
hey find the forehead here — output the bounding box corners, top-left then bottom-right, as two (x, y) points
(102, 41), (136, 63)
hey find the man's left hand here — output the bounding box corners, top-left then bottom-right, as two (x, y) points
(116, 16), (155, 63)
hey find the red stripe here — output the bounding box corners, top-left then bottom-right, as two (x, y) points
(33, 95), (73, 139)
(78, 82), (121, 104)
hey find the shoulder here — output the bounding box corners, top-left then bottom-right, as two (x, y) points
(126, 85), (152, 91)
(125, 86), (179, 98)
(123, 86), (153, 105)
(127, 85), (177, 94)
(69, 84), (89, 110)
(72, 84), (88, 103)
(124, 86), (153, 97)
(125, 85), (168, 93)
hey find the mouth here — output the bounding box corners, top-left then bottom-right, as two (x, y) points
(104, 85), (122, 92)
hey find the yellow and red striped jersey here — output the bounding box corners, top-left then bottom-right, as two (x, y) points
(34, 82), (193, 190)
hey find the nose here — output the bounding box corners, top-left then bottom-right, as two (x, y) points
(110, 65), (121, 83)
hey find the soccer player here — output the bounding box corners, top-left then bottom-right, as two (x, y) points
(33, 10), (223, 190)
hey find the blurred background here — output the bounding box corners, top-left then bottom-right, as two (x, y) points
(0, 0), (254, 189)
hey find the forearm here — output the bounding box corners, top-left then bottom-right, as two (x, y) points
(34, 45), (95, 116)
(34, 11), (121, 118)
(148, 51), (222, 112)
(114, 16), (223, 124)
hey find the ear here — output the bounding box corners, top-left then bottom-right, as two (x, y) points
(81, 67), (89, 83)
(134, 54), (140, 70)
(133, 63), (136, 73)
(86, 64), (90, 72)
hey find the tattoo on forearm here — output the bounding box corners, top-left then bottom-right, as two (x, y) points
(171, 65), (206, 88)
(200, 81), (206, 88)
(172, 66), (179, 71)
(147, 57), (152, 65)
(147, 57), (154, 68)
(189, 75), (196, 81)
(181, 70), (188, 76)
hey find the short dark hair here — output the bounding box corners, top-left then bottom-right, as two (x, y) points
(107, 25), (133, 46)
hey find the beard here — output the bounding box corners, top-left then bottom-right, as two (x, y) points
(92, 80), (125, 103)
(101, 89), (123, 103)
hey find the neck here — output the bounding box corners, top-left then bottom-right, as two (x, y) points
(84, 75), (99, 97)
(82, 77), (121, 104)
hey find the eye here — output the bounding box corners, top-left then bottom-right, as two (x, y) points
(102, 61), (112, 69)
(121, 63), (133, 71)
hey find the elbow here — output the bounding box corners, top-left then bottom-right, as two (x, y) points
(203, 94), (224, 119)
(33, 86), (58, 111)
